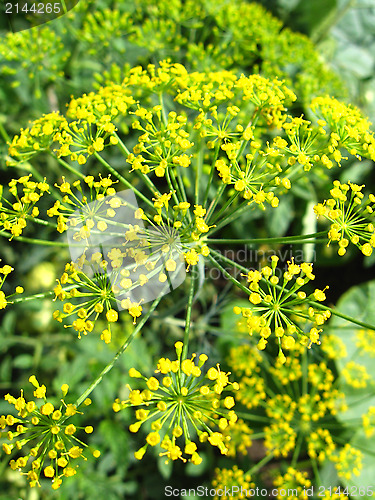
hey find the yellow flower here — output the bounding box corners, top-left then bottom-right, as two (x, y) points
(1, 378), (97, 489)
(114, 342), (238, 463)
(146, 432), (160, 446)
(44, 466), (55, 478)
(0, 291), (7, 309)
(106, 309), (118, 322)
(41, 402), (54, 415)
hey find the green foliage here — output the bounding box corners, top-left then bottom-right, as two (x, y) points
(332, 281), (375, 421)
(1, 1), (375, 498)
(0, 0), (345, 139)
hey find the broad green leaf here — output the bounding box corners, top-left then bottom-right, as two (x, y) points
(265, 195), (294, 237)
(157, 454), (173, 480)
(319, 461), (341, 489)
(13, 354), (33, 369)
(218, 299), (250, 346)
(99, 419), (130, 468)
(278, 0), (301, 12)
(185, 452), (208, 476)
(347, 429), (375, 497)
(0, 354), (12, 382)
(287, 0), (337, 37)
(335, 45), (374, 79)
(330, 281), (375, 424)
(339, 159), (373, 185)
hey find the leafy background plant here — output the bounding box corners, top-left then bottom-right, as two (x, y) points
(1, 1), (375, 499)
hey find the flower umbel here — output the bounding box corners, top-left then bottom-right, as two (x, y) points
(212, 466), (254, 500)
(314, 180), (375, 256)
(113, 342), (239, 463)
(227, 343), (356, 478)
(0, 377), (99, 489)
(0, 175), (49, 238)
(0, 261), (23, 310)
(234, 256), (330, 361)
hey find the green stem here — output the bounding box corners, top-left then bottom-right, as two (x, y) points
(311, 301), (375, 332)
(209, 191), (240, 226)
(171, 167), (190, 212)
(207, 231), (327, 245)
(311, 457), (322, 487)
(209, 247), (375, 332)
(291, 433), (303, 467)
(74, 294), (163, 407)
(0, 121), (10, 142)
(302, 349), (308, 396)
(56, 157), (86, 180)
(207, 253), (250, 296)
(114, 135), (161, 197)
(210, 196), (252, 229)
(247, 432), (264, 440)
(22, 214), (57, 229)
(208, 202), (250, 235)
(202, 141), (221, 208)
(182, 271), (196, 360)
(137, 170), (161, 198)
(246, 453), (274, 475)
(312, 0), (355, 44)
(159, 92), (168, 126)
(94, 152), (155, 209)
(205, 182), (226, 222)
(195, 136), (204, 206)
(11, 291), (54, 304)
(0, 230), (71, 246)
(113, 132), (131, 156)
(166, 167), (180, 207)
(235, 411), (270, 422)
